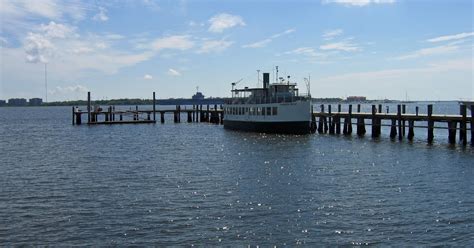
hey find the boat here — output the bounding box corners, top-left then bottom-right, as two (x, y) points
(223, 68), (313, 134)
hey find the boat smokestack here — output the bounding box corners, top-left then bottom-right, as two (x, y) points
(263, 72), (270, 89)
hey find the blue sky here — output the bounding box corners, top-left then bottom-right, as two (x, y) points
(0, 0), (472, 101)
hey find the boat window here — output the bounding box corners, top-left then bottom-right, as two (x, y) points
(267, 107), (272, 116)
(272, 107), (277, 115)
(262, 107), (265, 116)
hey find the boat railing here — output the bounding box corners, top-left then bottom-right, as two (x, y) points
(225, 94), (311, 105)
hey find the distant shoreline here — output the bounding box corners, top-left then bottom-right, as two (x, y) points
(0, 98), (463, 107)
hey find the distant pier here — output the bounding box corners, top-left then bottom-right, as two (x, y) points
(72, 92), (473, 146)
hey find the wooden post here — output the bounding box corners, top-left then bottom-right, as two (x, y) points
(402, 104), (406, 137)
(72, 106), (75, 125)
(390, 119), (397, 139)
(371, 105), (377, 138)
(87, 92), (91, 124)
(328, 105), (334, 134)
(460, 105), (467, 146)
(187, 111), (192, 123)
(427, 104), (434, 144)
(356, 104), (362, 136)
(161, 112), (165, 123)
(356, 104), (365, 136)
(105, 107), (109, 122)
(348, 105), (353, 134)
(448, 121), (457, 145)
(378, 104), (382, 114)
(112, 106), (115, 121)
(336, 104), (341, 134)
(397, 105), (402, 141)
(153, 92), (156, 121)
(322, 105), (328, 133)
(408, 119), (414, 141)
(220, 105), (224, 125)
(471, 105), (474, 146)
(120, 114), (123, 121)
(415, 106), (419, 116)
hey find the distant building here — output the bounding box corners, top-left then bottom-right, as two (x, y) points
(0, 100), (6, 106)
(8, 98), (27, 106)
(192, 92), (205, 100)
(29, 98), (43, 106)
(346, 96), (367, 102)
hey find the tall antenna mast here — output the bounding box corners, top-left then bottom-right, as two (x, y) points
(44, 63), (48, 102)
(257, 69), (260, 87)
(275, 66), (279, 83)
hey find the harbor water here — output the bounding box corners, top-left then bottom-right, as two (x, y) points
(0, 102), (473, 245)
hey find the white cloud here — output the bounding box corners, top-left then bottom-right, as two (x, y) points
(24, 32), (55, 63)
(198, 39), (234, 53)
(144, 74), (153, 80)
(208, 13), (245, 33)
(0, 37), (8, 47)
(284, 47), (320, 57)
(24, 22), (77, 63)
(151, 35), (194, 51)
(50, 84), (88, 95)
(141, 0), (160, 11)
(323, 29), (343, 40)
(93, 7), (109, 22)
(0, 0), (86, 34)
(427, 32), (474, 43)
(39, 21), (76, 39)
(243, 39), (272, 48)
(320, 41), (360, 52)
(393, 44), (458, 60)
(314, 58), (472, 99)
(73, 47), (94, 54)
(322, 0), (396, 7)
(167, 68), (181, 76)
(243, 28), (295, 48)
(189, 21), (205, 27)
(16, 21), (155, 73)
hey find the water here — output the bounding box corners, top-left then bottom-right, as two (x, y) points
(0, 103), (473, 246)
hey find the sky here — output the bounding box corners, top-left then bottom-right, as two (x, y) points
(0, 0), (473, 101)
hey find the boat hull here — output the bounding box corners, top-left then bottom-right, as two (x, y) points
(224, 120), (311, 134)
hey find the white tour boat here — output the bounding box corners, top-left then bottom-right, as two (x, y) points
(223, 68), (313, 134)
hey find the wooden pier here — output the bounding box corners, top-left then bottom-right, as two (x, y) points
(311, 103), (473, 146)
(72, 92), (473, 146)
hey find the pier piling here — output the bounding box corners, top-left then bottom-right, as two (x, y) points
(448, 121), (457, 145)
(402, 104), (406, 137)
(87, 92), (91, 124)
(153, 92), (156, 121)
(329, 105), (334, 134)
(408, 120), (414, 141)
(390, 119), (397, 139)
(460, 105), (467, 146)
(397, 105), (402, 141)
(427, 105), (434, 144)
